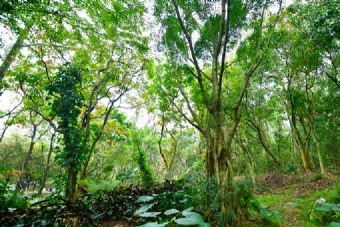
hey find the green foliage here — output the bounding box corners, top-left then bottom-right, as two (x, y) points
(136, 200), (210, 227)
(252, 202), (283, 225)
(311, 200), (340, 225)
(135, 149), (155, 188)
(2, 0), (340, 226)
(85, 179), (120, 193)
(329, 222), (340, 227)
(47, 64), (85, 171)
(0, 180), (27, 212)
(131, 132), (155, 188)
(46, 64), (86, 199)
(116, 168), (139, 183)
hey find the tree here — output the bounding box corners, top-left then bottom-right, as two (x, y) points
(0, 0), (84, 82)
(47, 64), (85, 201)
(150, 0), (281, 225)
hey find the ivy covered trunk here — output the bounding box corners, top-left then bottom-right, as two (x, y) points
(47, 64), (85, 202)
(66, 169), (78, 202)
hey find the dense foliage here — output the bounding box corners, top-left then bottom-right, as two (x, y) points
(1, 0), (340, 227)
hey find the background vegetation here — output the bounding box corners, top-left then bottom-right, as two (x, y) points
(0, 0), (340, 227)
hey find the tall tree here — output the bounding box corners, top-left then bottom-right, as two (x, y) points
(150, 0), (281, 225)
(47, 64), (85, 202)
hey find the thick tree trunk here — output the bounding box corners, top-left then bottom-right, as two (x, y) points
(205, 113), (231, 185)
(299, 142), (312, 172)
(66, 169), (77, 202)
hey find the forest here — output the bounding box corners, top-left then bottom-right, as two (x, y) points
(0, 0), (340, 227)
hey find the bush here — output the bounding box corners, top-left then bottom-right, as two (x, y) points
(134, 189), (209, 227)
(310, 199), (340, 225)
(86, 179), (120, 193)
(0, 180), (28, 212)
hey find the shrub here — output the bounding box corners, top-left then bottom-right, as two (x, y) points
(0, 180), (28, 212)
(86, 179), (120, 193)
(310, 198), (340, 225)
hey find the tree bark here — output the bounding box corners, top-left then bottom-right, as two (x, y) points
(290, 115), (312, 171)
(16, 123), (38, 190)
(66, 169), (77, 202)
(0, 23), (32, 81)
(311, 125), (326, 176)
(250, 119), (281, 166)
(304, 74), (327, 176)
(38, 133), (55, 195)
(239, 134), (256, 184)
(284, 78), (313, 172)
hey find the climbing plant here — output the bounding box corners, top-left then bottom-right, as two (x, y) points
(47, 64), (85, 201)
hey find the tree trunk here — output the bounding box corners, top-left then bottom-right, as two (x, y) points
(66, 169), (77, 202)
(166, 130), (179, 179)
(251, 119), (281, 166)
(311, 127), (326, 176)
(80, 150), (92, 180)
(292, 118), (312, 171)
(304, 74), (327, 176)
(205, 110), (232, 185)
(239, 134), (256, 184)
(0, 23), (32, 81)
(16, 124), (37, 190)
(38, 133), (55, 195)
(284, 96), (312, 172)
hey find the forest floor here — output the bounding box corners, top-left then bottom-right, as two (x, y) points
(246, 172), (340, 227)
(98, 173), (339, 227)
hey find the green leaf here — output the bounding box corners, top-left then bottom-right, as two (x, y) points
(135, 203), (155, 215)
(138, 222), (169, 227)
(138, 195), (154, 203)
(164, 209), (180, 215)
(181, 207), (194, 215)
(138, 212), (162, 218)
(315, 206), (332, 212)
(198, 223), (211, 227)
(182, 211), (204, 222)
(332, 206), (340, 212)
(175, 217), (204, 225)
(329, 222), (340, 227)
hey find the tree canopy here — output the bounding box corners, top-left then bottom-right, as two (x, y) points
(1, 1), (340, 227)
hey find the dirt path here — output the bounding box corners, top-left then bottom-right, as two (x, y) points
(99, 220), (130, 227)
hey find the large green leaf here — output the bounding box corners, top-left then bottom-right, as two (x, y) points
(315, 206), (332, 212)
(329, 222), (340, 227)
(175, 217), (204, 225)
(198, 223), (211, 227)
(164, 209), (180, 215)
(138, 212), (162, 218)
(182, 211), (204, 222)
(138, 222), (169, 227)
(181, 207), (194, 215)
(138, 195), (154, 203)
(134, 203), (155, 215)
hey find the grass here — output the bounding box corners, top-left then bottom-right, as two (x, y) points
(248, 177), (340, 227)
